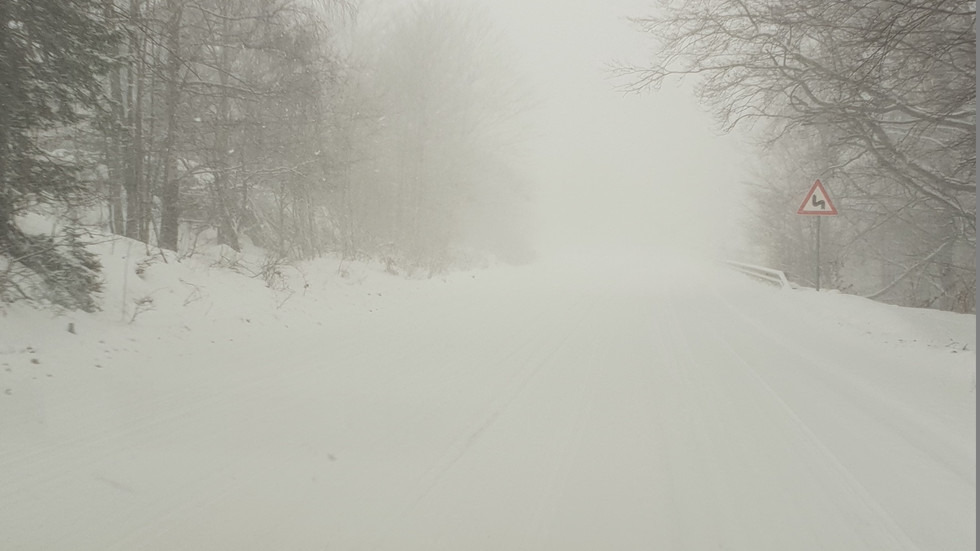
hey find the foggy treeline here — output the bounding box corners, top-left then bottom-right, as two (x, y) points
(626, 0), (976, 312)
(2, 0), (975, 315)
(0, 0), (532, 311)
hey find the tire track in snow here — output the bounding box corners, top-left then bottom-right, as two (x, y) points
(100, 285), (537, 549)
(367, 295), (596, 550)
(0, 279), (515, 549)
(98, 277), (573, 550)
(219, 280), (584, 548)
(669, 276), (924, 551)
(519, 309), (607, 549)
(708, 281), (975, 486)
(528, 295), (685, 550)
(659, 286), (740, 549)
(698, 278), (973, 550)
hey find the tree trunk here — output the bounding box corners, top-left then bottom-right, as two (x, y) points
(213, 11), (240, 251)
(0, 0), (16, 247)
(158, 1), (182, 252)
(104, 0), (127, 236)
(123, 0), (145, 241)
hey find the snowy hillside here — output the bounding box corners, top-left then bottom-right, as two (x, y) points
(1, 242), (975, 551)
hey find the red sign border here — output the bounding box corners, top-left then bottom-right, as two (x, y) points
(797, 179), (838, 215)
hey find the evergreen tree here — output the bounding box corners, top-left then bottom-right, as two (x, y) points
(0, 0), (118, 310)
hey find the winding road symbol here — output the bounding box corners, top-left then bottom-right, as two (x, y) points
(797, 180), (838, 215)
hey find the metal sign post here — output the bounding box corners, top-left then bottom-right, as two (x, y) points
(815, 216), (821, 290)
(797, 179), (838, 291)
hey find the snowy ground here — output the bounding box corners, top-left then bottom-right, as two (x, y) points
(0, 242), (975, 550)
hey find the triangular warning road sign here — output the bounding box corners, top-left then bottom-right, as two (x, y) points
(797, 179), (838, 215)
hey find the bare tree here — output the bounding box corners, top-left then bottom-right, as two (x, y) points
(623, 0), (975, 310)
(335, 0), (531, 273)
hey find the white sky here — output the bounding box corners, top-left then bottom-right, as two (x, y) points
(475, 0), (753, 257)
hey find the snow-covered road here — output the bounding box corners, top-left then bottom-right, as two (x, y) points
(1, 255), (974, 550)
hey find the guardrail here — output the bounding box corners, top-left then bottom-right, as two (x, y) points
(725, 260), (792, 289)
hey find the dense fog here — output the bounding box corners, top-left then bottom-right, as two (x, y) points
(0, 1), (974, 549)
(481, 0), (750, 255)
(1, 0), (972, 310)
